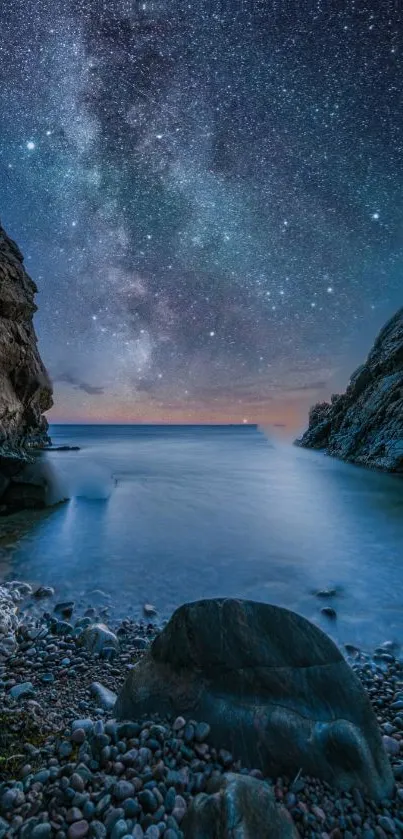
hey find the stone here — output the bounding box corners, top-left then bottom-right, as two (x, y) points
(67, 822), (89, 839)
(295, 307), (403, 472)
(90, 681), (117, 710)
(382, 735), (400, 756)
(79, 623), (119, 655)
(195, 721), (211, 742)
(113, 781), (135, 801)
(115, 597), (394, 801)
(33, 586), (55, 599)
(182, 772), (299, 838)
(31, 826), (52, 839)
(9, 681), (35, 699)
(0, 586), (18, 660)
(55, 601), (75, 618)
(72, 719), (94, 735)
(321, 607), (337, 619)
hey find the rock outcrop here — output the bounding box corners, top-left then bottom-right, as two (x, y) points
(296, 308), (403, 471)
(115, 597), (394, 802)
(0, 223), (53, 511)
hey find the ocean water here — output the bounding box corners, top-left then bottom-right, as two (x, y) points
(0, 423), (402, 650)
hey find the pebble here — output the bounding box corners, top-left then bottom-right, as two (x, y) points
(67, 821), (89, 839)
(321, 607), (337, 619)
(90, 681), (117, 710)
(194, 721), (211, 742)
(31, 826), (52, 839)
(34, 586), (55, 598)
(1, 587), (403, 839)
(383, 736), (400, 756)
(9, 681), (34, 699)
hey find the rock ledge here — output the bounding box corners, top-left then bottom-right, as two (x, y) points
(295, 308), (403, 471)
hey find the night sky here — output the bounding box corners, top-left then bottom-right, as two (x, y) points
(0, 0), (402, 426)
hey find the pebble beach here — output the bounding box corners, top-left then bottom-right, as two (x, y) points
(1, 583), (403, 838)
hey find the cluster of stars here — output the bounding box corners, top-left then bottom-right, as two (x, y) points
(0, 0), (402, 424)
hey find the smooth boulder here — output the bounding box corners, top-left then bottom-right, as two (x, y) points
(182, 773), (299, 838)
(115, 598), (394, 801)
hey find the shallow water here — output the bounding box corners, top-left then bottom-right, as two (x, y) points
(1, 424), (402, 650)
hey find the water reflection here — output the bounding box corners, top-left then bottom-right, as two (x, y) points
(0, 425), (402, 650)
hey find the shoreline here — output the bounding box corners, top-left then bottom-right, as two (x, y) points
(1, 584), (403, 836)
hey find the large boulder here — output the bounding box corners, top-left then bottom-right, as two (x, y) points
(182, 772), (299, 838)
(115, 598), (394, 801)
(295, 307), (403, 471)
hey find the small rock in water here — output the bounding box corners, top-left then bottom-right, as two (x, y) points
(345, 643), (361, 655)
(54, 600), (75, 618)
(33, 585), (55, 599)
(143, 603), (157, 618)
(321, 606), (337, 619)
(315, 588), (337, 598)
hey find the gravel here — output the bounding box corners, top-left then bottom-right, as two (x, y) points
(1, 588), (403, 837)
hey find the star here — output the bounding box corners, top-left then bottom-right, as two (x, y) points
(0, 0), (400, 425)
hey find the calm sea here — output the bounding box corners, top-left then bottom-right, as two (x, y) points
(0, 424), (402, 650)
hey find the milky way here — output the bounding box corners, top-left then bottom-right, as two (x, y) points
(0, 0), (402, 426)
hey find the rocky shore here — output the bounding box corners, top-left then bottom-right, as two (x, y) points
(0, 224), (53, 515)
(1, 586), (403, 838)
(296, 307), (403, 472)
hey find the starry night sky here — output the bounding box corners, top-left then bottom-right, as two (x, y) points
(0, 0), (402, 426)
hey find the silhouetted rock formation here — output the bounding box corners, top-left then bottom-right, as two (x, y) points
(296, 308), (403, 471)
(115, 598), (394, 801)
(0, 223), (53, 511)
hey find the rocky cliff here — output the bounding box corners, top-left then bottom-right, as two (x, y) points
(0, 223), (53, 510)
(296, 308), (403, 472)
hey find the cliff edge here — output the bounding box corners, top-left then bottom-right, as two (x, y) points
(0, 223), (53, 510)
(295, 308), (403, 472)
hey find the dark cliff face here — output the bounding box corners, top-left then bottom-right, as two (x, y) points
(0, 224), (52, 451)
(0, 224), (53, 511)
(296, 308), (403, 472)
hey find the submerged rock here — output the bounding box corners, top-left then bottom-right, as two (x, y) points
(182, 772), (299, 838)
(115, 597), (394, 801)
(0, 223), (53, 512)
(295, 307), (403, 471)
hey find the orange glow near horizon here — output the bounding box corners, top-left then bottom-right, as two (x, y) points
(48, 395), (314, 434)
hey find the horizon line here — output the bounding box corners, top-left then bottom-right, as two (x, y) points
(48, 421), (262, 427)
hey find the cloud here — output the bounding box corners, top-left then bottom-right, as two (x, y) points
(280, 380), (328, 393)
(55, 372), (105, 396)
